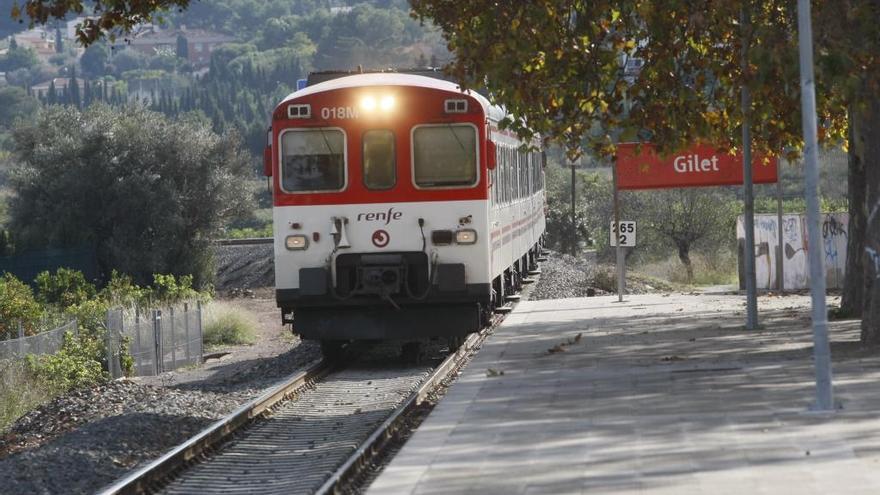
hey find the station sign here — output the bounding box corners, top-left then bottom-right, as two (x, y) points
(616, 143), (778, 190)
(610, 221), (636, 247)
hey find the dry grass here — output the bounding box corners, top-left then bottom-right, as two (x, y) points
(0, 359), (51, 432)
(202, 301), (258, 347)
(638, 250), (739, 287)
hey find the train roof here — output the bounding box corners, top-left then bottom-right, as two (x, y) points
(279, 73), (506, 121)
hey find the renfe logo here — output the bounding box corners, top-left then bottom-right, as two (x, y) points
(673, 154), (720, 173)
(357, 207), (403, 225)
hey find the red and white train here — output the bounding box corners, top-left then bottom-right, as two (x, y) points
(263, 72), (545, 354)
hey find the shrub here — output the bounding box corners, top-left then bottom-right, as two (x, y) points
(0, 273), (43, 339)
(203, 302), (257, 346)
(100, 270), (150, 307)
(35, 268), (97, 309)
(27, 332), (108, 394)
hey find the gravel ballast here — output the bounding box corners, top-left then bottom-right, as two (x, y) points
(0, 249), (647, 493)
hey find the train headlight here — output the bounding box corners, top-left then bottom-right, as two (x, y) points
(285, 235), (309, 250)
(360, 94), (395, 113)
(455, 229), (478, 244)
(360, 96), (377, 111)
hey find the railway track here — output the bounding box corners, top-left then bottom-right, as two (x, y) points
(98, 328), (494, 495)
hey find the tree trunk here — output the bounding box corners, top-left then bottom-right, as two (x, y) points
(860, 97), (880, 344)
(677, 242), (694, 281)
(841, 106), (867, 317)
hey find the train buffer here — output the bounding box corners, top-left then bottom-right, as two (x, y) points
(368, 293), (880, 494)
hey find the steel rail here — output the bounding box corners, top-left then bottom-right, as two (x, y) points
(97, 358), (334, 495)
(314, 327), (492, 495)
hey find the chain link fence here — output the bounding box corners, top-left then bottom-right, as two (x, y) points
(0, 319), (78, 361)
(106, 302), (203, 378)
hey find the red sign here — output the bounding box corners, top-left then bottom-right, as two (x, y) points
(616, 143), (777, 190)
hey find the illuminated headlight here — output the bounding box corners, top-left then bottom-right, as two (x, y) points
(455, 229), (477, 244)
(360, 94), (395, 113)
(285, 235), (309, 250)
(360, 96), (377, 111)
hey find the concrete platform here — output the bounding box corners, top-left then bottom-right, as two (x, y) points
(367, 293), (880, 494)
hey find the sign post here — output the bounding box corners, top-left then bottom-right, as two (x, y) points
(611, 167), (625, 301)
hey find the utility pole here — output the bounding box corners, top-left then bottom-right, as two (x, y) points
(797, 0), (834, 412)
(570, 159), (577, 255)
(741, 6), (759, 330)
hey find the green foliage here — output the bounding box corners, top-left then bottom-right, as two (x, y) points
(26, 332), (108, 394)
(0, 86), (39, 130)
(0, 273), (43, 339)
(0, 358), (50, 432)
(8, 104), (254, 286)
(80, 42), (110, 77)
(227, 224), (272, 239)
(753, 196), (848, 214)
(35, 268), (98, 309)
(100, 270), (150, 307)
(150, 273), (206, 304)
(543, 164), (604, 254)
(0, 43), (39, 72)
(203, 302), (256, 346)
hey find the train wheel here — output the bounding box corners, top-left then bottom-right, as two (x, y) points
(320, 340), (345, 360)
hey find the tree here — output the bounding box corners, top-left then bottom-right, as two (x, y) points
(8, 104), (254, 286)
(0, 86), (39, 128)
(176, 33), (189, 60)
(54, 26), (62, 53)
(0, 42), (39, 72)
(639, 189), (738, 281)
(12, 0), (193, 45)
(411, 1), (880, 341)
(80, 42), (109, 77)
(66, 64), (80, 108)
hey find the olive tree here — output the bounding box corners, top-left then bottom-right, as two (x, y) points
(7, 104), (254, 286)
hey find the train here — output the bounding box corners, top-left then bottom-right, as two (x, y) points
(263, 71), (546, 357)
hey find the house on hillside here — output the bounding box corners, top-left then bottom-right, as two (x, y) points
(123, 26), (233, 67)
(11, 28), (57, 61)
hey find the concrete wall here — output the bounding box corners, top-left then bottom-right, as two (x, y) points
(736, 213), (848, 289)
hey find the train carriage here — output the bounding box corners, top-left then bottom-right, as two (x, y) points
(264, 73), (545, 354)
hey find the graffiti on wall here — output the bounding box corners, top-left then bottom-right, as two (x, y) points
(736, 213), (848, 289)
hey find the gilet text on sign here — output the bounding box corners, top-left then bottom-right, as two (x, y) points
(616, 143), (778, 190)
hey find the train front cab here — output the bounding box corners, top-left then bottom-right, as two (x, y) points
(267, 75), (508, 346)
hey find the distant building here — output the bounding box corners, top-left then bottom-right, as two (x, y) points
(124, 27), (233, 67)
(11, 28), (57, 61)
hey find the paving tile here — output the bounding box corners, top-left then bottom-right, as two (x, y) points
(367, 294), (880, 495)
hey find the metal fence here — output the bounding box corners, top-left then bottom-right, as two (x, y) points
(0, 319), (78, 361)
(106, 302), (203, 378)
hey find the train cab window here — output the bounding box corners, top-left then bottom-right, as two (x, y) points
(412, 124), (477, 187)
(363, 130), (396, 190)
(280, 128), (345, 193)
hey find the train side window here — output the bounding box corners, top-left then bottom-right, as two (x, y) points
(280, 128), (346, 193)
(362, 130), (396, 190)
(412, 124), (478, 188)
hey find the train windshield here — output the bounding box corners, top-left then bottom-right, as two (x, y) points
(280, 129), (345, 193)
(412, 124), (477, 187)
(363, 130), (396, 190)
